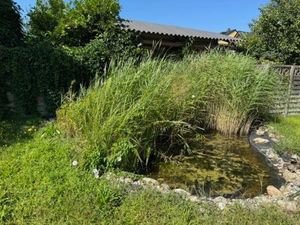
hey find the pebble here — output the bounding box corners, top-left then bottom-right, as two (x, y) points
(267, 185), (282, 197)
(256, 129), (265, 136)
(253, 137), (270, 144)
(141, 177), (159, 186)
(173, 188), (191, 196)
(277, 201), (299, 213)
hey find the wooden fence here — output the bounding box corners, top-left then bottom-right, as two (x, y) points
(271, 65), (300, 115)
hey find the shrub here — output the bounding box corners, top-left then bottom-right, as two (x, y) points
(57, 51), (280, 171)
(0, 42), (90, 117)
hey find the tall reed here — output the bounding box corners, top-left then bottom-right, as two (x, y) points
(57, 51), (280, 171)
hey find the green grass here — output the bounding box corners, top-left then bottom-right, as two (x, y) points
(270, 116), (300, 154)
(57, 51), (281, 172)
(0, 121), (123, 224)
(110, 190), (300, 225)
(1, 119), (300, 224)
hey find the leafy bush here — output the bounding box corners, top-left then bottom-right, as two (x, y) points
(0, 43), (90, 117)
(0, 0), (23, 47)
(241, 0), (300, 64)
(57, 52), (280, 171)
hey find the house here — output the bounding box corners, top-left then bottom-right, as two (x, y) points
(218, 28), (247, 46)
(221, 28), (247, 38)
(123, 20), (240, 53)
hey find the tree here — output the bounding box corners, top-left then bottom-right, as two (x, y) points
(27, 0), (67, 40)
(0, 0), (23, 47)
(28, 0), (120, 46)
(27, 0), (141, 75)
(242, 0), (300, 64)
(54, 0), (120, 46)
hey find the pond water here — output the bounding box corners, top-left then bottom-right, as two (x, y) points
(149, 133), (282, 198)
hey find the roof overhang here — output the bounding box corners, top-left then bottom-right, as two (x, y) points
(122, 20), (240, 43)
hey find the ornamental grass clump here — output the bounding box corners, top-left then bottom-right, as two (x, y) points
(57, 51), (280, 171)
(193, 52), (280, 135)
(57, 58), (207, 171)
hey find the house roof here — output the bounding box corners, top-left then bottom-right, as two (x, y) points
(123, 20), (240, 42)
(221, 29), (248, 36)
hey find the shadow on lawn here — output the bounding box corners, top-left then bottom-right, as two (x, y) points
(0, 117), (42, 147)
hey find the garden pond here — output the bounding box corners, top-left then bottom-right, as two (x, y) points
(149, 133), (282, 198)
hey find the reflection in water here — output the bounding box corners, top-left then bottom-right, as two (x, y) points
(149, 133), (281, 198)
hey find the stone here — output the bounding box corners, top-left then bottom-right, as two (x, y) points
(271, 138), (279, 143)
(216, 201), (227, 210)
(160, 183), (170, 191)
(267, 185), (282, 197)
(189, 195), (200, 203)
(173, 188), (191, 196)
(291, 154), (299, 164)
(132, 180), (142, 187)
(213, 196), (228, 210)
(253, 138), (270, 144)
(281, 183), (300, 196)
(256, 129), (265, 136)
(277, 201), (299, 213)
(283, 170), (298, 182)
(124, 177), (133, 184)
(141, 177), (159, 186)
(287, 164), (297, 173)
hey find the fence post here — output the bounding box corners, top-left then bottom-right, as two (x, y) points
(284, 65), (296, 116)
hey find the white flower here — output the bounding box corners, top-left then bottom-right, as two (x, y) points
(192, 95), (196, 99)
(117, 156), (122, 162)
(93, 169), (100, 178)
(72, 160), (78, 167)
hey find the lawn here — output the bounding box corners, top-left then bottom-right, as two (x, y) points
(269, 116), (300, 154)
(1, 119), (300, 224)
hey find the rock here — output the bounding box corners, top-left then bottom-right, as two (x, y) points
(141, 177), (159, 186)
(277, 201), (299, 213)
(189, 195), (200, 203)
(287, 164), (297, 173)
(256, 129), (265, 136)
(213, 196), (228, 210)
(274, 158), (284, 170)
(291, 154), (299, 164)
(271, 138), (279, 143)
(173, 188), (191, 196)
(283, 170), (298, 182)
(124, 177), (133, 184)
(253, 138), (270, 144)
(132, 180), (142, 187)
(267, 185), (282, 197)
(281, 183), (300, 196)
(160, 183), (170, 191)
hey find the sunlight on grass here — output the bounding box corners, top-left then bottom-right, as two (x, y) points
(270, 116), (300, 154)
(1, 120), (300, 224)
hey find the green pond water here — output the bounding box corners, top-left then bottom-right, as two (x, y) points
(149, 133), (281, 198)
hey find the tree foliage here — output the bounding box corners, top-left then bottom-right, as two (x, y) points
(27, 0), (66, 40)
(1, 0), (141, 118)
(28, 0), (120, 46)
(0, 0), (23, 47)
(242, 0), (300, 64)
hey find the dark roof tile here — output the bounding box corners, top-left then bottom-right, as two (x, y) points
(123, 20), (240, 42)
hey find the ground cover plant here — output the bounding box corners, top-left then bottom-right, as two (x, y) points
(270, 115), (300, 154)
(1, 119), (300, 224)
(57, 51), (281, 172)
